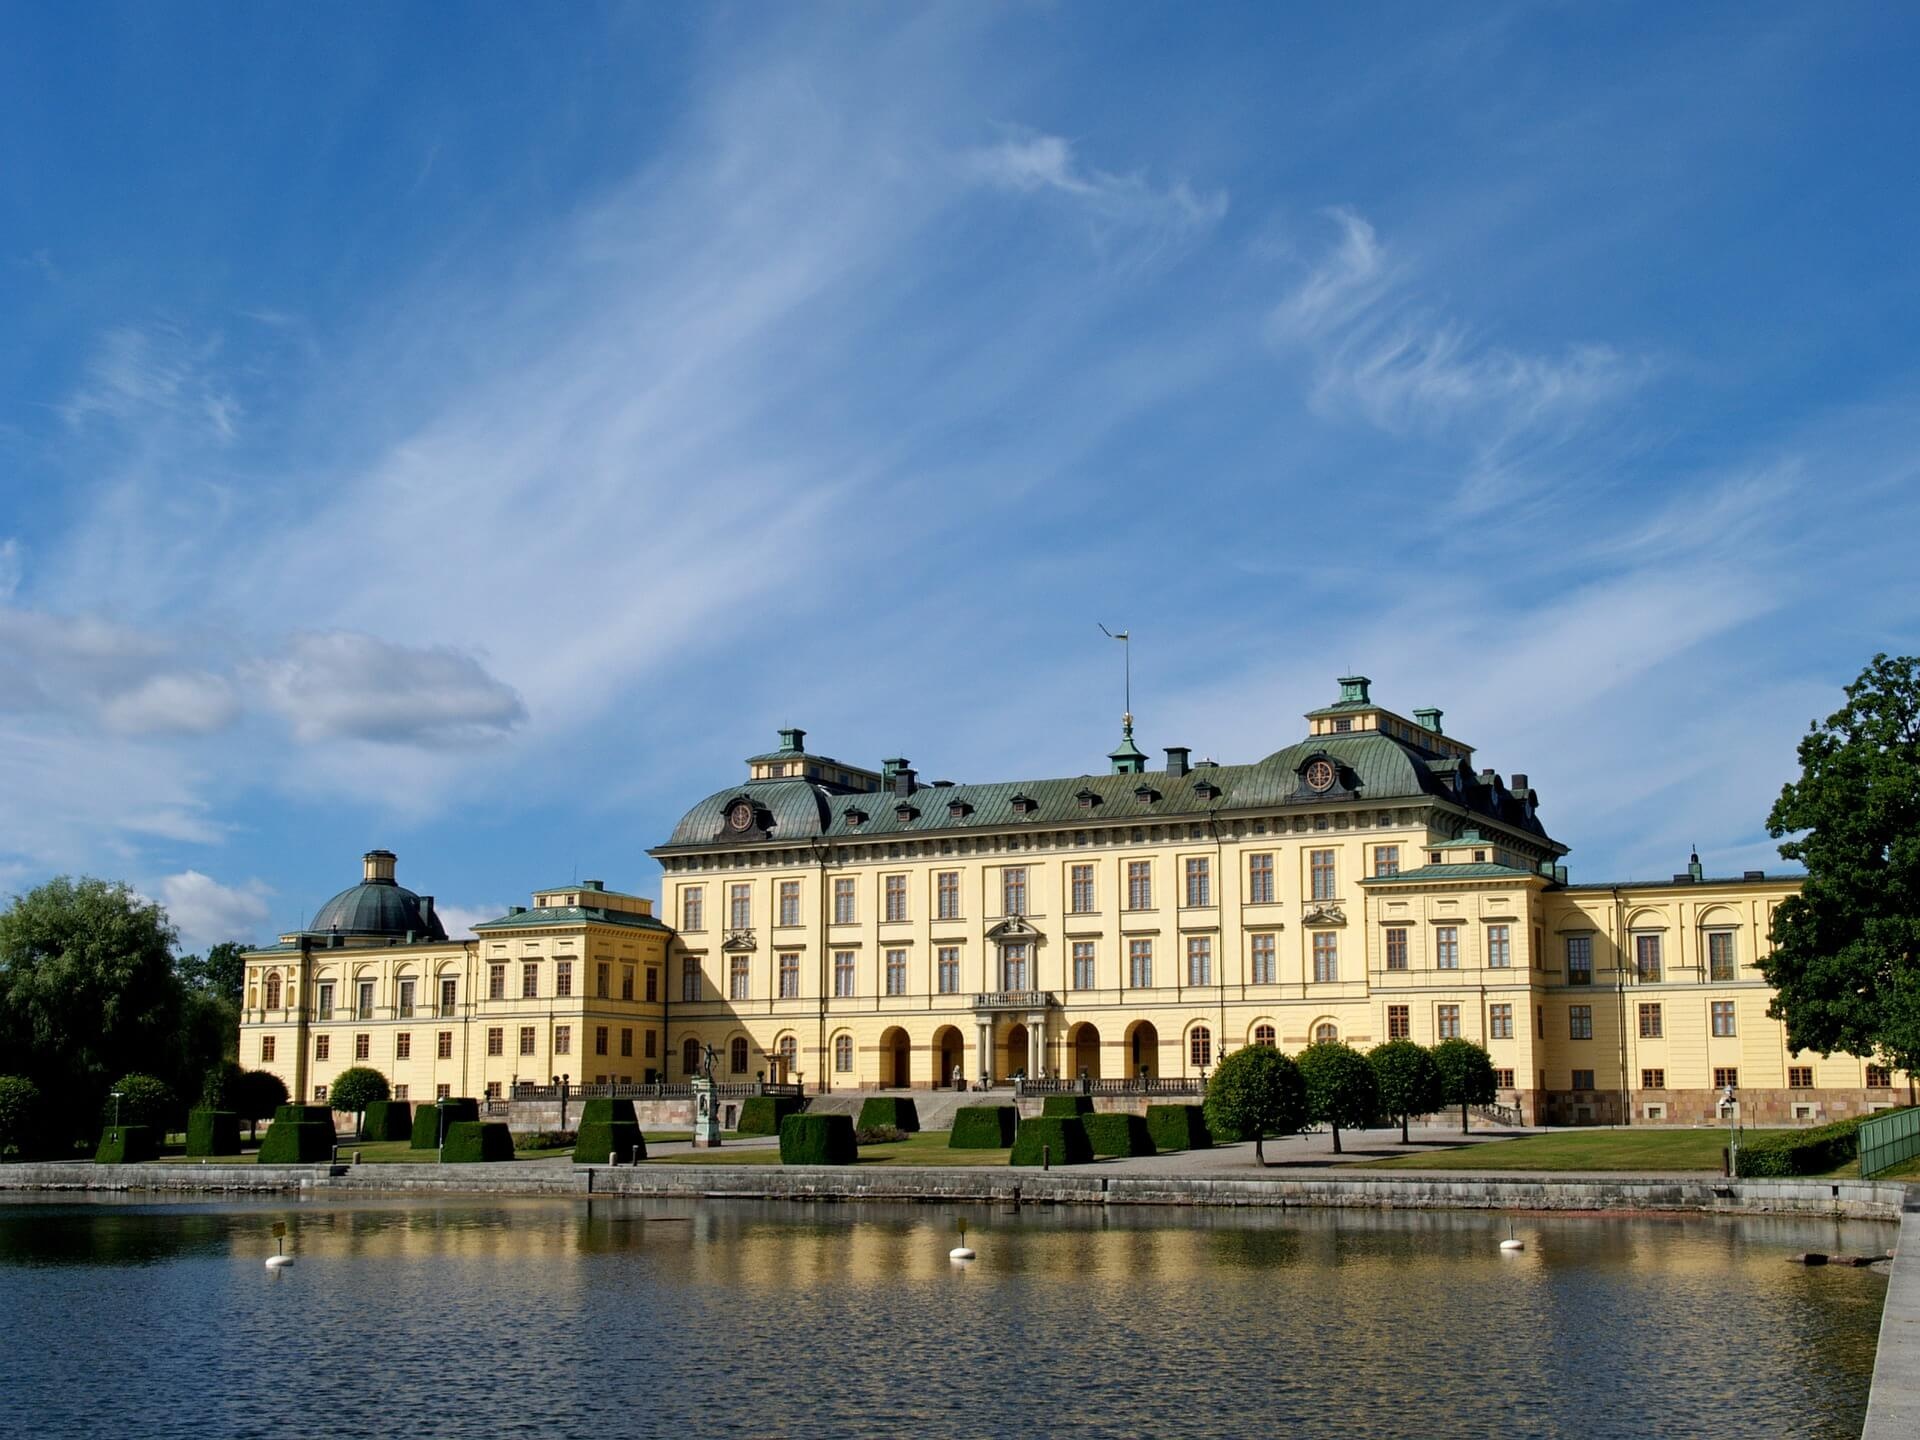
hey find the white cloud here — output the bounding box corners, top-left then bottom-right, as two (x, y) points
(156, 869), (273, 951)
(968, 129), (1228, 247)
(255, 631), (527, 746)
(61, 324), (240, 444)
(1268, 206), (1390, 339)
(0, 539), (19, 601)
(435, 903), (502, 939)
(100, 671), (239, 736)
(0, 606), (241, 736)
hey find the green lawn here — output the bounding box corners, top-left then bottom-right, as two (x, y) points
(156, 1138), (565, 1166)
(650, 1130), (1011, 1167)
(1347, 1129), (1804, 1173)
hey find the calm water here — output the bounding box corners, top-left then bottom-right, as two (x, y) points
(0, 1197), (1889, 1439)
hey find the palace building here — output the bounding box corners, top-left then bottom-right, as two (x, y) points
(239, 677), (1909, 1125)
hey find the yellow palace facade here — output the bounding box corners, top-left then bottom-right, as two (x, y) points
(239, 677), (1907, 1125)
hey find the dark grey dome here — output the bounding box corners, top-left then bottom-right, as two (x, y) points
(309, 851), (447, 941)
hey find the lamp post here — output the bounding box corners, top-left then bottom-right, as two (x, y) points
(1721, 1083), (1740, 1178)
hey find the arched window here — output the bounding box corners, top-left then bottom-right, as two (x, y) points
(682, 1037), (702, 1075)
(730, 1036), (749, 1074)
(1190, 1026), (1212, 1069)
(264, 972), (282, 1009)
(1314, 1022), (1338, 1044)
(1253, 1024), (1275, 1047)
(778, 1034), (797, 1071)
(834, 1034), (854, 1073)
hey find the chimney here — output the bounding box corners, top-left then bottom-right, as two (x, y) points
(419, 896), (436, 932)
(363, 849), (397, 883)
(889, 760), (916, 797)
(1511, 774), (1529, 791)
(1164, 747), (1191, 777)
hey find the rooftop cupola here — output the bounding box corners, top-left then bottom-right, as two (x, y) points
(1108, 713), (1148, 775)
(363, 849), (397, 884)
(777, 727), (806, 753)
(1413, 708), (1443, 734)
(1338, 675), (1372, 704)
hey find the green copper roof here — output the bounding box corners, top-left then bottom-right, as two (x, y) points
(472, 905), (669, 932)
(1361, 862), (1544, 884)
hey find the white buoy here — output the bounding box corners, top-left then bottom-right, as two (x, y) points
(265, 1254), (295, 1268)
(949, 1246), (976, 1261)
(1499, 1239), (1525, 1252)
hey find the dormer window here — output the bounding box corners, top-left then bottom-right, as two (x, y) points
(1076, 788), (1101, 809)
(846, 808), (868, 828)
(1011, 794), (1037, 816)
(948, 800), (972, 819)
(895, 804), (919, 822)
(1133, 784), (1159, 804)
(1194, 779), (1221, 800)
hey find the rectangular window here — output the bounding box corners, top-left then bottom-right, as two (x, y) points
(833, 878), (856, 924)
(1129, 938), (1153, 988)
(1642, 1068), (1665, 1089)
(1186, 936), (1212, 986)
(436, 1082), (450, 1100)
(1070, 864), (1095, 914)
(683, 887), (704, 931)
(437, 1031), (453, 1059)
(555, 960), (572, 998)
(885, 874), (908, 923)
(554, 1026), (570, 1056)
(1250, 933), (1276, 985)
(1566, 935), (1593, 985)
(1638, 1003), (1663, 1038)
(1489, 1003), (1513, 1040)
(316, 982), (334, 1020)
(356, 980), (374, 1019)
(834, 951), (855, 998)
(1572, 1069), (1596, 1091)
(1868, 1065), (1893, 1088)
(1493, 1069), (1514, 1089)
(1569, 1005), (1593, 1040)
(937, 946), (961, 995)
(354, 1033), (369, 1061)
(1384, 928), (1408, 971)
(485, 1081), (501, 1101)
(486, 1027), (503, 1057)
(729, 883), (752, 929)
(393, 1084), (408, 1101)
(596, 962), (610, 1000)
(1435, 926), (1459, 970)
(621, 967), (635, 1001)
(520, 962), (538, 999)
(1072, 942), (1095, 990)
(729, 955), (750, 1001)
(936, 871), (960, 920)
(521, 1026), (536, 1057)
(1184, 857), (1211, 907)
(489, 964), (506, 1001)
(620, 1028), (632, 1058)
(1635, 933), (1662, 983)
(314, 1085), (327, 1103)
(1788, 1066), (1813, 1089)
(1312, 932), (1338, 983)
(1387, 1005), (1410, 1039)
(886, 949), (907, 996)
(398, 978), (415, 1018)
(681, 959), (700, 1002)
(1374, 845), (1400, 878)
(1707, 931), (1736, 982)
(1002, 867), (1027, 917)
(646, 968), (658, 1003)
(315, 1034), (331, 1061)
(1247, 852), (1274, 905)
(779, 952), (800, 998)
(1436, 1004), (1460, 1040)
(1310, 849), (1336, 901)
(779, 880), (801, 927)
(1127, 861), (1152, 910)
(1713, 1067), (1739, 1089)
(645, 1029), (657, 1059)
(1001, 943), (1028, 992)
(1486, 925), (1510, 969)
(1711, 1000), (1736, 1037)
(261, 1034), (276, 1062)
(395, 1032), (410, 1060)
(595, 1026), (609, 1057)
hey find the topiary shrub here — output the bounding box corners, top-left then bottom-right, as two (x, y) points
(1041, 1094), (1094, 1118)
(105, 1074), (179, 1135)
(949, 1105), (1018, 1148)
(1010, 1115), (1093, 1167)
(361, 1100), (413, 1142)
(857, 1096), (920, 1132)
(779, 1112), (857, 1165)
(1145, 1104), (1212, 1153)
(1082, 1111), (1156, 1158)
(410, 1099), (478, 1149)
(0, 1075), (44, 1159)
(577, 1097), (638, 1127)
(94, 1125), (158, 1164)
(440, 1121), (515, 1163)
(274, 1104), (334, 1125)
(257, 1120), (334, 1164)
(327, 1067), (391, 1137)
(185, 1109), (241, 1157)
(737, 1095), (807, 1136)
(234, 1070), (289, 1141)
(1739, 1112), (1888, 1177)
(574, 1121), (644, 1165)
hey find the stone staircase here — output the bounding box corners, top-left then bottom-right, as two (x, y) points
(803, 1090), (989, 1131)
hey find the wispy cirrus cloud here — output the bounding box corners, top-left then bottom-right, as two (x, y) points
(967, 128), (1227, 257)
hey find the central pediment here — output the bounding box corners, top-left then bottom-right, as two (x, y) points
(985, 916), (1043, 942)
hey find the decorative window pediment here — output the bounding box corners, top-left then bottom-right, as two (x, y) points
(985, 916), (1042, 942)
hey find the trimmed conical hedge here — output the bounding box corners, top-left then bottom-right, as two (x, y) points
(856, 1096), (920, 1132)
(948, 1106), (1017, 1148)
(779, 1113), (857, 1165)
(1010, 1116), (1092, 1166)
(94, 1125), (158, 1164)
(575, 1121), (644, 1165)
(1041, 1094), (1095, 1118)
(1082, 1111), (1156, 1158)
(1145, 1104), (1212, 1152)
(440, 1121), (514, 1163)
(185, 1109), (241, 1157)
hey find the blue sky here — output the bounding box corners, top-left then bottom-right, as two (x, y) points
(4, 4), (1918, 951)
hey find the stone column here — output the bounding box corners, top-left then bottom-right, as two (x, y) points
(977, 1020), (993, 1086)
(1029, 1012), (1047, 1079)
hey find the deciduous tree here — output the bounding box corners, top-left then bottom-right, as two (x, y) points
(1296, 1041), (1379, 1154)
(1203, 1045), (1308, 1164)
(328, 1066), (390, 1138)
(1368, 1039), (1444, 1144)
(234, 1069), (288, 1141)
(1430, 1038), (1497, 1135)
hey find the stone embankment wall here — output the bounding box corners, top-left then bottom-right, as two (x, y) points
(0, 1162), (1905, 1220)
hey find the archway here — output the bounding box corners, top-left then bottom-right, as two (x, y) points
(1070, 1022), (1102, 1081)
(1125, 1020), (1160, 1080)
(771, 1033), (797, 1084)
(934, 1026), (965, 1089)
(1005, 1023), (1030, 1079)
(879, 1027), (911, 1089)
